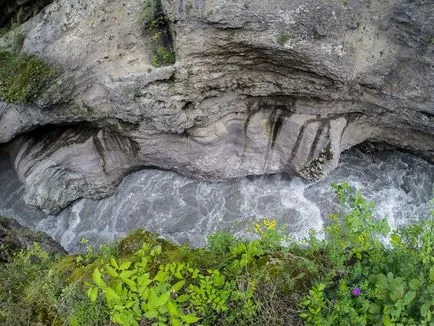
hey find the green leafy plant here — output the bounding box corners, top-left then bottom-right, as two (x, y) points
(0, 243), (64, 325)
(87, 242), (256, 325)
(150, 46), (176, 67)
(300, 182), (434, 326)
(276, 32), (291, 45)
(141, 0), (176, 67)
(0, 50), (56, 103)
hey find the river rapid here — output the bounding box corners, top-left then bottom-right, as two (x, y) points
(0, 150), (433, 252)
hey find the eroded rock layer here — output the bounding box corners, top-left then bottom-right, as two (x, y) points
(0, 0), (433, 213)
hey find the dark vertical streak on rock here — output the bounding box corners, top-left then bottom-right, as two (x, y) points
(262, 108), (278, 170)
(308, 120), (329, 162)
(287, 122), (308, 171)
(178, 0), (185, 15)
(241, 98), (259, 162)
(340, 114), (355, 141)
(271, 110), (287, 149)
(92, 134), (107, 174)
(130, 138), (140, 157)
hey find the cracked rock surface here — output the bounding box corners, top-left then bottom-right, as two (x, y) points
(0, 0), (433, 213)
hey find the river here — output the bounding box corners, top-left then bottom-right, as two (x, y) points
(0, 150), (433, 252)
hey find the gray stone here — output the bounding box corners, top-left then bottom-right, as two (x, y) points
(0, 0), (433, 213)
(0, 217), (66, 261)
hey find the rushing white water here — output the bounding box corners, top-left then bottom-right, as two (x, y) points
(0, 150), (433, 252)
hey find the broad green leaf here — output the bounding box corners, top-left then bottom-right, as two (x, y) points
(112, 312), (122, 324)
(120, 261), (132, 270)
(154, 270), (169, 283)
(382, 314), (392, 326)
(171, 280), (185, 292)
(140, 287), (149, 300)
(144, 310), (158, 319)
(150, 245), (162, 256)
(167, 300), (179, 316)
(409, 279), (421, 290)
(105, 266), (119, 278)
(430, 267), (434, 282)
(148, 288), (158, 309)
(87, 287), (98, 302)
(376, 274), (388, 289)
(177, 294), (189, 303)
(114, 282), (123, 295)
(181, 314), (201, 324)
(389, 290), (403, 302)
(124, 278), (137, 291)
(171, 318), (182, 326)
(156, 292), (170, 307)
(403, 291), (416, 305)
(120, 311), (138, 326)
(137, 274), (151, 289)
(158, 305), (168, 314)
(421, 303), (430, 317)
(213, 273), (225, 287)
(92, 268), (105, 287)
(120, 270), (136, 279)
(105, 287), (121, 302)
(110, 258), (119, 269)
(369, 303), (381, 315)
(125, 300), (135, 308)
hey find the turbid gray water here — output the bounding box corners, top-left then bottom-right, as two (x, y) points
(0, 150), (433, 252)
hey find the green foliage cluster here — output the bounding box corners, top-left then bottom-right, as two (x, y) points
(140, 0), (164, 29)
(151, 46), (176, 67)
(141, 0), (176, 67)
(300, 183), (434, 325)
(0, 50), (56, 103)
(0, 243), (64, 325)
(0, 183), (433, 325)
(87, 242), (255, 325)
(276, 32), (291, 45)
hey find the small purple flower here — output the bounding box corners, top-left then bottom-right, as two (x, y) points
(352, 287), (361, 297)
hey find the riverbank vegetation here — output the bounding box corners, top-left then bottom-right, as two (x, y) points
(1, 183), (433, 325)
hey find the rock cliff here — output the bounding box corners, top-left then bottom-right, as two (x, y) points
(0, 217), (66, 261)
(0, 0), (433, 213)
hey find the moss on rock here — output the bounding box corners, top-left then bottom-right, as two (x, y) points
(0, 50), (56, 103)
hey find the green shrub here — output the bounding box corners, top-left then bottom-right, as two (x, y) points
(87, 241), (257, 325)
(141, 0), (176, 67)
(0, 243), (63, 325)
(140, 0), (164, 29)
(150, 46), (176, 67)
(300, 182), (434, 326)
(276, 32), (291, 45)
(0, 50), (56, 103)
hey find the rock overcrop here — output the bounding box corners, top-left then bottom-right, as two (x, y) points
(0, 0), (432, 213)
(0, 217), (66, 261)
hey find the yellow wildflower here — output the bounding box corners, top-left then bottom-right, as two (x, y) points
(262, 218), (277, 230)
(254, 223), (261, 234)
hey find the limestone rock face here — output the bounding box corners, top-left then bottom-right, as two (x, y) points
(0, 0), (433, 213)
